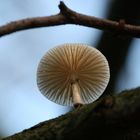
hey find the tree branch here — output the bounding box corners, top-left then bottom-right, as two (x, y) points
(2, 87), (140, 140)
(1, 1), (140, 38)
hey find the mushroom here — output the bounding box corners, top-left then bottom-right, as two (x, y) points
(37, 43), (110, 108)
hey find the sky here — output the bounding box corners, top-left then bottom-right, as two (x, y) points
(0, 0), (140, 137)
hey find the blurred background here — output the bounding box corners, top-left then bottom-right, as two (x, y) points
(0, 0), (140, 138)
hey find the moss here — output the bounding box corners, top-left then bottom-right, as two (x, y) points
(3, 87), (140, 140)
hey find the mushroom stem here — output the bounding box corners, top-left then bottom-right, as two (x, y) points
(71, 82), (83, 108)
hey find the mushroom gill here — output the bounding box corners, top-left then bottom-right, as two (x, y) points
(37, 43), (110, 107)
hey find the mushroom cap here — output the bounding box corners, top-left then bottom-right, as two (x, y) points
(37, 44), (110, 106)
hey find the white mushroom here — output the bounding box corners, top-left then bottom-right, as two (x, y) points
(37, 43), (110, 107)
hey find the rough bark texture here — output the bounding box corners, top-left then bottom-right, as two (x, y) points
(2, 87), (140, 140)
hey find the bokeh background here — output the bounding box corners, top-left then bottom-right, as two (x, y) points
(0, 0), (140, 138)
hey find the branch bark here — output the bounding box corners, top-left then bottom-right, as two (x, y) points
(1, 1), (140, 38)
(2, 87), (140, 140)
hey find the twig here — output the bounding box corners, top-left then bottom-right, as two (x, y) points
(0, 1), (140, 38)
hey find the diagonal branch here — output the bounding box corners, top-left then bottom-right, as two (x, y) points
(0, 1), (140, 38)
(2, 87), (140, 140)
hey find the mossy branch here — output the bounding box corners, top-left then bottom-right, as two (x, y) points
(2, 87), (140, 140)
(0, 1), (140, 38)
